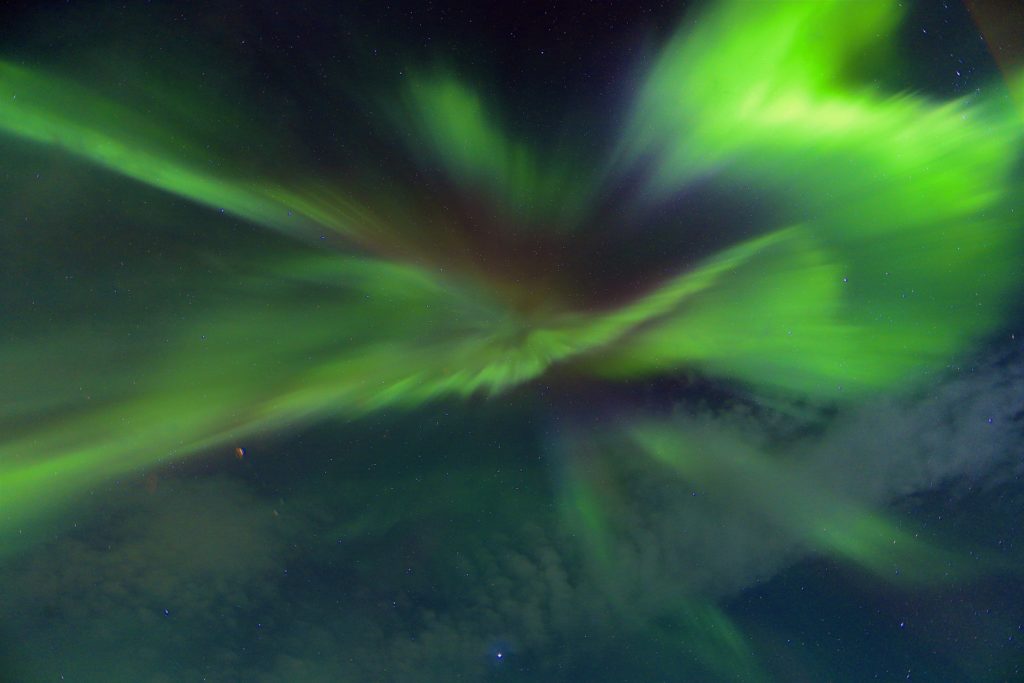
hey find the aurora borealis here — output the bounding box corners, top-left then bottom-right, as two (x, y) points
(1, 1), (1023, 681)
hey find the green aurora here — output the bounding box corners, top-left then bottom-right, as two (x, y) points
(1, 2), (1023, 678)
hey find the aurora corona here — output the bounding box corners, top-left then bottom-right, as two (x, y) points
(0, 0), (1021, 587)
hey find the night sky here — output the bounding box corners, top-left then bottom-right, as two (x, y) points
(1, 1), (1023, 681)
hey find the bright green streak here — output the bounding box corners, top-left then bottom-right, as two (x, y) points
(0, 62), (294, 229)
(0, 231), (789, 538)
(0, 62), (405, 253)
(606, 0), (1023, 395)
(1, 0), (1022, 537)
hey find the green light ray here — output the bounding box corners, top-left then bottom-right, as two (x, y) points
(0, 62), (291, 228)
(397, 73), (595, 227)
(0, 61), (420, 258)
